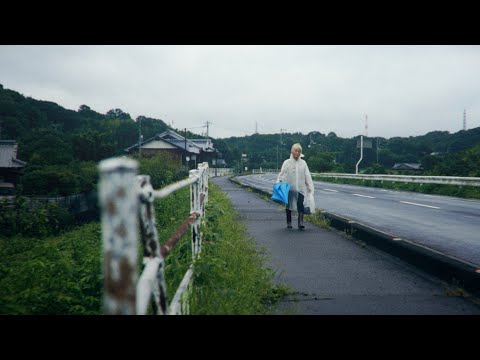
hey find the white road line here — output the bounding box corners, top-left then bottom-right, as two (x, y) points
(400, 201), (441, 209)
(353, 194), (376, 199)
(322, 189), (338, 192)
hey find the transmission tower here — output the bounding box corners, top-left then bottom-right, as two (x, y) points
(205, 121), (211, 138)
(463, 109), (467, 131)
(255, 121), (258, 134)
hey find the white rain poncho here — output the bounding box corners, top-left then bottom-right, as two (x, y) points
(276, 154), (314, 212)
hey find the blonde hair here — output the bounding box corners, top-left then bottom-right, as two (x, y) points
(291, 143), (302, 152)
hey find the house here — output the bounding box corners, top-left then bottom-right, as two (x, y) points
(125, 129), (217, 168)
(0, 140), (27, 194)
(392, 163), (423, 171)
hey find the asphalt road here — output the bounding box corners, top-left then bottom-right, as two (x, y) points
(236, 173), (480, 267)
(211, 176), (480, 315)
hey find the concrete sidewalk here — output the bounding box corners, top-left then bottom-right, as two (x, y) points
(211, 176), (480, 315)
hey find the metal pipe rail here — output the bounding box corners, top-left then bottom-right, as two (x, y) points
(98, 157), (209, 315)
(312, 173), (480, 187)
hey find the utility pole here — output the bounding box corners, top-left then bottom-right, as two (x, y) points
(276, 144), (279, 171)
(138, 117), (142, 159)
(184, 128), (187, 171)
(280, 128), (286, 145)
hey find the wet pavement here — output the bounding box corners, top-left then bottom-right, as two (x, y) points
(211, 176), (480, 315)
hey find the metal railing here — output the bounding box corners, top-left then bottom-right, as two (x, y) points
(248, 169), (480, 187)
(209, 168), (234, 177)
(312, 173), (480, 187)
(252, 168), (279, 174)
(98, 157), (209, 315)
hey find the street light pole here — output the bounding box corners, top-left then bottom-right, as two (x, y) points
(356, 135), (363, 175)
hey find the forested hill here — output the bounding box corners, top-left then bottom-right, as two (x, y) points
(217, 126), (480, 176)
(1, 83), (479, 184)
(0, 85), (204, 196)
(0, 84), (176, 164)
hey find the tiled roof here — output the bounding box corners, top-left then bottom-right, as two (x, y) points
(0, 141), (27, 168)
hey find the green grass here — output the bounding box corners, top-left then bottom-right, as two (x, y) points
(0, 222), (103, 315)
(188, 182), (290, 314)
(305, 210), (331, 229)
(0, 180), (289, 315)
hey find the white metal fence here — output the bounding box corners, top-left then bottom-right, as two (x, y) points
(209, 168), (233, 177)
(312, 173), (480, 187)
(98, 157), (209, 315)
(249, 169), (480, 187)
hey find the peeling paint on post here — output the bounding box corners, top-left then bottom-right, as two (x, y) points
(136, 175), (168, 315)
(189, 169), (200, 258)
(99, 157), (139, 315)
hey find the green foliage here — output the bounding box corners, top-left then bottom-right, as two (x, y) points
(149, 186), (193, 303)
(75, 161), (100, 193)
(218, 127), (480, 176)
(21, 167), (81, 196)
(0, 197), (74, 238)
(0, 178), (288, 315)
(138, 153), (188, 189)
(426, 144), (480, 177)
(188, 182), (288, 314)
(106, 108), (131, 120)
(363, 163), (387, 174)
(0, 222), (102, 315)
(21, 128), (74, 165)
(305, 210), (331, 229)
(71, 129), (115, 161)
(305, 150), (335, 172)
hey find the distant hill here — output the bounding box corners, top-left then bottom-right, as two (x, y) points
(0, 84), (175, 163)
(1, 83), (479, 177)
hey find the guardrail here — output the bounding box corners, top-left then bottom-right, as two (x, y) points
(249, 169), (480, 187)
(98, 157), (209, 315)
(209, 168), (234, 177)
(312, 173), (480, 187)
(252, 168), (279, 174)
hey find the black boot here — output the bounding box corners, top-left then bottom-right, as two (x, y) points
(298, 212), (305, 230)
(286, 209), (292, 228)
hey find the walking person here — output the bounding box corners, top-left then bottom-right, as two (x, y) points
(276, 143), (314, 230)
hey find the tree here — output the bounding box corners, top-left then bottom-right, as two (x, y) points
(106, 108), (131, 120)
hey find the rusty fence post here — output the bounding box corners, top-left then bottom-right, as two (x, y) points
(189, 169), (200, 258)
(136, 175), (168, 315)
(99, 158), (210, 315)
(98, 157), (139, 315)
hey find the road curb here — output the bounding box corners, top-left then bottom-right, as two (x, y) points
(229, 176), (480, 298)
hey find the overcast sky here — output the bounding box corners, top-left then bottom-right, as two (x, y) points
(1, 45), (479, 140)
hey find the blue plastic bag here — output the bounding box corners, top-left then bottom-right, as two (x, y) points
(271, 182), (290, 204)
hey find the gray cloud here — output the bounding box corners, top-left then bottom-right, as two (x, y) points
(0, 45), (479, 139)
